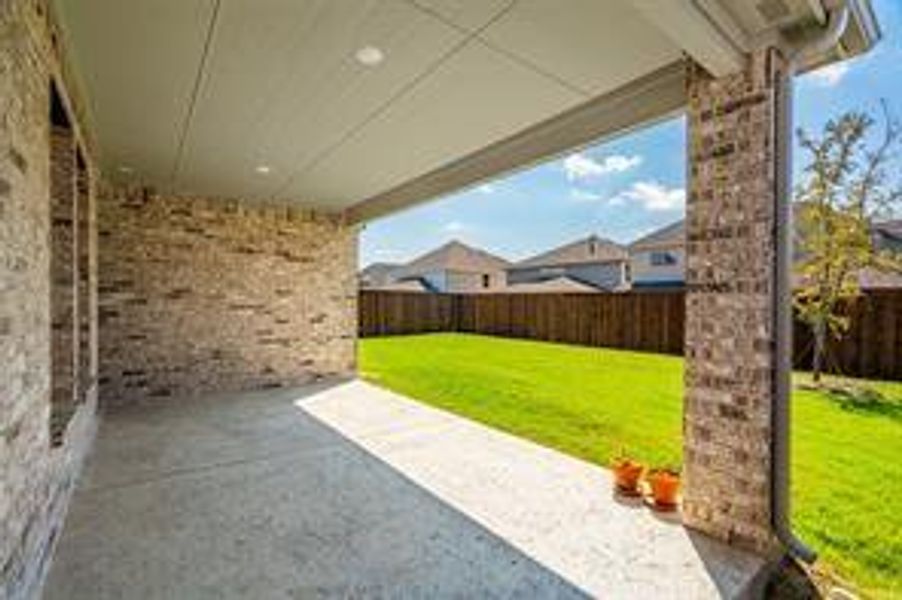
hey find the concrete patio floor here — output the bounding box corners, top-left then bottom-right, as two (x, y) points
(44, 380), (765, 599)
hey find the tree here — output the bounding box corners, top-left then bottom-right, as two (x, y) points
(794, 102), (902, 383)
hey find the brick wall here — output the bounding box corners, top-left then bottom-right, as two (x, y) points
(97, 188), (358, 405)
(682, 48), (786, 555)
(0, 1), (100, 597)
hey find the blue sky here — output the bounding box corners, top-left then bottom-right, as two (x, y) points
(361, 0), (902, 266)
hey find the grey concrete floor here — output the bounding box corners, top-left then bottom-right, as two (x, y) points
(43, 380), (764, 599)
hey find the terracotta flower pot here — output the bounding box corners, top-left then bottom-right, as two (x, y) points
(647, 469), (681, 508)
(612, 459), (644, 495)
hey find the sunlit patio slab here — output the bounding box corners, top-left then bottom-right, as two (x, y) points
(44, 380), (765, 599)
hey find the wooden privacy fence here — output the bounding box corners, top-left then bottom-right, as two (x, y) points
(359, 290), (684, 354)
(792, 290), (902, 381)
(359, 289), (902, 380)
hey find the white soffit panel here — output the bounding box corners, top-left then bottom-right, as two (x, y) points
(53, 0), (215, 182)
(481, 0), (682, 95)
(176, 0), (464, 199)
(56, 0), (689, 211)
(623, 0), (744, 77)
(284, 40), (583, 207)
(409, 0), (514, 32)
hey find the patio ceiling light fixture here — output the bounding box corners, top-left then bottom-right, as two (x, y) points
(255, 165), (271, 175)
(117, 165), (133, 174)
(354, 45), (385, 67)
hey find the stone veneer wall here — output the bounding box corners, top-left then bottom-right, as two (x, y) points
(1, 1), (100, 597)
(682, 48), (786, 555)
(97, 187), (358, 405)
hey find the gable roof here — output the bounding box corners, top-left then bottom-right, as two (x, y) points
(629, 219), (685, 250)
(511, 235), (626, 269)
(500, 275), (602, 294)
(872, 219), (902, 252)
(360, 262), (401, 278)
(858, 267), (902, 290)
(399, 240), (511, 277)
(366, 279), (431, 293)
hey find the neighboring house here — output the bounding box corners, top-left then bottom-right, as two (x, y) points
(872, 219), (902, 254)
(391, 240), (511, 293)
(858, 219), (902, 289)
(359, 262), (401, 289)
(632, 216), (902, 291)
(507, 235), (628, 291)
(501, 275), (601, 294)
(628, 220), (685, 290)
(363, 278), (433, 293)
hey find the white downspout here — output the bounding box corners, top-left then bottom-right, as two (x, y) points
(772, 0), (850, 564)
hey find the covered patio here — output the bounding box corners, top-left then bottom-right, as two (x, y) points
(0, 0), (882, 598)
(44, 380), (762, 598)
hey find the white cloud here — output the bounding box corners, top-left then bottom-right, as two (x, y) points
(569, 188), (602, 203)
(476, 183), (496, 194)
(562, 152), (642, 181)
(609, 181), (685, 212)
(443, 220), (465, 233)
(808, 62), (849, 87)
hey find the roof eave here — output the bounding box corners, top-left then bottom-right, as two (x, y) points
(793, 0), (882, 74)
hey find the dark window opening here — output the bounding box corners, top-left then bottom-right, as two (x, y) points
(76, 149), (93, 399)
(50, 81), (70, 129)
(48, 78), (92, 447)
(650, 251), (677, 266)
(482, 274), (491, 288)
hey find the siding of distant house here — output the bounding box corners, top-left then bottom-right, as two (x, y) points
(445, 269), (504, 292)
(418, 270), (446, 292)
(507, 262), (625, 290)
(630, 247), (685, 287)
(413, 269), (504, 293)
(359, 263), (400, 288)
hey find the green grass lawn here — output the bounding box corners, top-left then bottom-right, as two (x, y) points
(360, 333), (902, 599)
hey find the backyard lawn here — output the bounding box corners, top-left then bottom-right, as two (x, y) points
(360, 333), (902, 599)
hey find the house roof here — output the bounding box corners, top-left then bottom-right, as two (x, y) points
(360, 262), (401, 277)
(399, 240), (511, 278)
(858, 267), (902, 290)
(366, 279), (430, 293)
(500, 275), (602, 294)
(511, 235), (626, 269)
(629, 220), (685, 250)
(872, 219), (902, 252)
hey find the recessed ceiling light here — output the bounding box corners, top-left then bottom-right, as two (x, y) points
(354, 46), (385, 67)
(118, 165), (134, 174)
(255, 165), (271, 174)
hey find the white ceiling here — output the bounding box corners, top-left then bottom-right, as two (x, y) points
(54, 0), (873, 214)
(54, 0), (684, 211)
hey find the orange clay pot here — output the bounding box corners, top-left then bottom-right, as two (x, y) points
(647, 469), (681, 507)
(612, 459), (644, 494)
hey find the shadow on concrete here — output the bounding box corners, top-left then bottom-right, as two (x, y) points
(609, 488), (645, 508)
(645, 503), (683, 526)
(762, 555), (822, 599)
(687, 530), (777, 599)
(44, 381), (591, 599)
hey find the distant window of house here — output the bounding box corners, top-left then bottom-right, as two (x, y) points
(589, 240), (597, 255)
(482, 273), (490, 288)
(650, 251), (677, 266)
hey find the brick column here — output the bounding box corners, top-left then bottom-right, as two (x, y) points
(682, 48), (788, 554)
